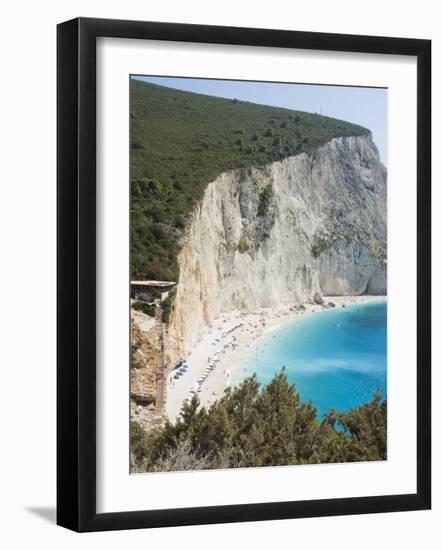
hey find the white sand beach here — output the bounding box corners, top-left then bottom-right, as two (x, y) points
(164, 295), (385, 422)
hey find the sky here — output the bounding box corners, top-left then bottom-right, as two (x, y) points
(134, 76), (387, 164)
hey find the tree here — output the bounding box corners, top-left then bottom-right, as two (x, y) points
(130, 371), (387, 472)
(338, 392), (387, 461)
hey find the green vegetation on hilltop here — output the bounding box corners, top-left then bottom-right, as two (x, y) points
(131, 370), (386, 472)
(130, 79), (370, 281)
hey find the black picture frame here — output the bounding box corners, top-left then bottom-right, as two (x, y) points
(57, 17), (431, 532)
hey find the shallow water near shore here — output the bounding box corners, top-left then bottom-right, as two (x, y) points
(238, 300), (387, 418)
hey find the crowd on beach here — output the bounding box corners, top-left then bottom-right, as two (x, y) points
(167, 307), (300, 416)
(167, 320), (245, 412)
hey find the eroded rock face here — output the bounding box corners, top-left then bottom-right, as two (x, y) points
(130, 312), (160, 428)
(166, 134), (386, 365)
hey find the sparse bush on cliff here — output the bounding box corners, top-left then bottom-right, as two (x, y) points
(161, 291), (175, 324)
(311, 232), (332, 258)
(257, 184), (273, 217)
(132, 301), (156, 317)
(237, 235), (250, 253)
(130, 370), (387, 472)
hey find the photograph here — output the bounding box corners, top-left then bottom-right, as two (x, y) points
(129, 76), (388, 473)
(0, 1), (434, 541)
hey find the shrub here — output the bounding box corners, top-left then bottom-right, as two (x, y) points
(131, 140), (144, 149)
(257, 184), (273, 216)
(311, 232), (331, 258)
(237, 235), (250, 253)
(132, 301), (156, 317)
(161, 293), (174, 324)
(174, 215), (186, 229)
(131, 358), (144, 369)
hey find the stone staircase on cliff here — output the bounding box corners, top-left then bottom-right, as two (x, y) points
(130, 367), (155, 403)
(153, 306), (167, 419)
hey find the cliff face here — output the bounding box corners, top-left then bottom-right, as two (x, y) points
(166, 134), (386, 364)
(130, 312), (160, 429)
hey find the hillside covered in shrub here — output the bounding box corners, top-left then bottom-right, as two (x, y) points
(130, 79), (370, 281)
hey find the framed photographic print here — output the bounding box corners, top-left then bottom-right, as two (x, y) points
(57, 17), (431, 532)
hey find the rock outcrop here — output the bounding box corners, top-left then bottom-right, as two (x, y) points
(130, 312), (160, 429)
(166, 134), (386, 365)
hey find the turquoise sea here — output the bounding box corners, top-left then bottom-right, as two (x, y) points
(239, 300), (387, 418)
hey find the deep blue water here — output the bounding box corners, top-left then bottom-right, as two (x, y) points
(239, 300), (387, 418)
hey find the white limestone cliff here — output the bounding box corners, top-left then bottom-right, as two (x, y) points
(166, 134), (387, 364)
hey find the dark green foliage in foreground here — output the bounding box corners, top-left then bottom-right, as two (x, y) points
(130, 79), (370, 281)
(130, 371), (386, 472)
